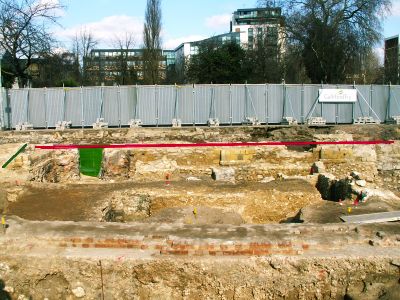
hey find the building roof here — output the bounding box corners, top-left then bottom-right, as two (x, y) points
(235, 7), (281, 12)
(385, 35), (399, 41)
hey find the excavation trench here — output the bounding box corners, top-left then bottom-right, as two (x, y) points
(5, 179), (323, 224)
(1, 127), (400, 300)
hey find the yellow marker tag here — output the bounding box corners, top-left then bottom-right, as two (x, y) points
(1, 216), (5, 225)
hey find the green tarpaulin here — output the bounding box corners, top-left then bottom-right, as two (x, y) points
(79, 148), (103, 177)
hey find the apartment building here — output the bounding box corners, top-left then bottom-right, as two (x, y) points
(85, 49), (175, 86)
(173, 7), (284, 78)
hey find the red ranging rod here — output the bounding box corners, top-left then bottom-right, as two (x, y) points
(35, 140), (395, 150)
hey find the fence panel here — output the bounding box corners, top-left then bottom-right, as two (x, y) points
(179, 86), (195, 125)
(65, 88), (83, 127)
(246, 85), (267, 123)
(0, 88), (7, 129)
(389, 86), (400, 117)
(194, 85), (212, 125)
(102, 87), (121, 127)
(137, 86), (157, 125)
(157, 85), (175, 125)
(3, 84), (400, 129)
(302, 85), (319, 121)
(371, 85), (389, 122)
(81, 87), (102, 126)
(230, 85), (245, 124)
(213, 85), (231, 124)
(118, 86), (136, 125)
(334, 85), (354, 123)
(28, 88), (47, 128)
(267, 84), (284, 123)
(10, 89), (29, 128)
(284, 85), (302, 121)
(354, 85), (372, 119)
(319, 85), (337, 124)
(46, 88), (64, 128)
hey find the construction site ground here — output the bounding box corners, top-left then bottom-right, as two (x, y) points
(0, 125), (399, 299)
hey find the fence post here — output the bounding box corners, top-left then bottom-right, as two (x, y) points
(63, 87), (67, 123)
(229, 84), (233, 126)
(352, 82), (356, 121)
(80, 86), (84, 129)
(192, 84), (196, 126)
(301, 84), (304, 124)
(7, 90), (11, 129)
(386, 83), (391, 121)
(154, 84), (159, 127)
(26, 88), (30, 125)
(173, 83), (179, 123)
(320, 82), (323, 118)
(118, 85), (121, 128)
(244, 83), (248, 120)
(369, 84), (373, 118)
(0, 88), (4, 130)
(44, 87), (48, 129)
(135, 83), (139, 120)
(282, 81), (286, 120)
(264, 84), (268, 125)
(99, 86), (104, 119)
(335, 85), (339, 124)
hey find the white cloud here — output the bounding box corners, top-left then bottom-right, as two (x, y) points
(390, 1), (400, 16)
(38, 0), (60, 5)
(37, 0), (65, 17)
(55, 15), (144, 48)
(374, 46), (384, 65)
(163, 35), (207, 50)
(55, 14), (209, 51)
(205, 14), (231, 30)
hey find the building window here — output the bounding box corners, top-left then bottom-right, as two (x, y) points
(190, 45), (199, 55)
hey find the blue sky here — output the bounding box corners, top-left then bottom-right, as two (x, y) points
(54, 0), (400, 52)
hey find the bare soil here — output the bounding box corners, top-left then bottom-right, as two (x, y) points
(6, 179), (321, 224)
(298, 197), (400, 223)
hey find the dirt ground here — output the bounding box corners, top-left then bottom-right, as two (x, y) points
(6, 179), (322, 224)
(298, 197), (400, 223)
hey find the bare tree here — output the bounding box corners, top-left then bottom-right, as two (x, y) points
(72, 27), (98, 85)
(258, 0), (392, 83)
(142, 0), (162, 84)
(0, 0), (65, 87)
(112, 32), (138, 85)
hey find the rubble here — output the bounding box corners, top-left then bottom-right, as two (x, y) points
(356, 179), (367, 187)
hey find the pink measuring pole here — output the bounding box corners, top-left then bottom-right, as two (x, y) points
(35, 140), (394, 150)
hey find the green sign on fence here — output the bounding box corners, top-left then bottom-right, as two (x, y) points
(79, 148), (103, 177)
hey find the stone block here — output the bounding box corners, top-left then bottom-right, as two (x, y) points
(320, 147), (353, 160)
(220, 149), (254, 166)
(211, 167), (235, 182)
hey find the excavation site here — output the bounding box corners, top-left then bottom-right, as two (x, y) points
(0, 125), (399, 300)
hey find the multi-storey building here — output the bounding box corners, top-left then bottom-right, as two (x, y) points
(385, 35), (400, 84)
(230, 7), (283, 49)
(173, 7), (284, 79)
(85, 49), (175, 86)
